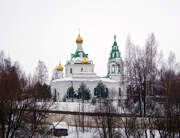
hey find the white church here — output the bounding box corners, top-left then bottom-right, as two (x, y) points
(50, 33), (126, 101)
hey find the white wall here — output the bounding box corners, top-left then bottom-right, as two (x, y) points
(65, 64), (95, 77)
(51, 79), (126, 101)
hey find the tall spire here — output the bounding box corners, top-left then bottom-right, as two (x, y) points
(113, 34), (117, 46)
(114, 34), (116, 41)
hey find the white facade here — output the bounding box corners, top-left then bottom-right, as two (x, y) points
(50, 34), (126, 101)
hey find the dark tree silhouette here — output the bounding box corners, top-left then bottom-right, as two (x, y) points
(79, 83), (91, 101)
(0, 51), (54, 138)
(96, 82), (108, 98)
(67, 86), (75, 99)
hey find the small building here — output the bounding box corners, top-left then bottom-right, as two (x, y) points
(52, 122), (68, 137)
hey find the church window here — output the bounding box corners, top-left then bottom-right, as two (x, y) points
(54, 89), (56, 97)
(79, 52), (83, 58)
(106, 88), (109, 97)
(112, 53), (114, 58)
(94, 88), (97, 96)
(118, 64), (120, 73)
(112, 64), (115, 73)
(54, 89), (57, 101)
(70, 68), (72, 73)
(119, 88), (121, 96)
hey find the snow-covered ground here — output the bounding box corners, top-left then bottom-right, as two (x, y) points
(61, 127), (161, 138)
(64, 127), (97, 138)
(50, 101), (125, 113)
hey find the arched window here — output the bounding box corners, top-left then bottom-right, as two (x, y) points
(70, 68), (72, 73)
(112, 64), (115, 73)
(112, 53), (114, 58)
(53, 89), (57, 102)
(79, 52), (83, 58)
(118, 64), (120, 73)
(94, 88), (97, 96)
(119, 88), (121, 96)
(54, 89), (56, 95)
(106, 88), (109, 97)
(81, 68), (83, 72)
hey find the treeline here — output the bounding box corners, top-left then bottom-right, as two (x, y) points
(124, 33), (180, 116)
(0, 51), (52, 138)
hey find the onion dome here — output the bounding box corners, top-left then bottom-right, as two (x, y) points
(76, 34), (83, 43)
(57, 63), (63, 71)
(82, 57), (88, 64)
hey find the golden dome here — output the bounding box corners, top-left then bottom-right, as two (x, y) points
(76, 34), (83, 43)
(57, 63), (63, 71)
(82, 57), (88, 64)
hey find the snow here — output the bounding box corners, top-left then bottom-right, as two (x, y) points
(53, 122), (68, 129)
(50, 101), (124, 113)
(51, 102), (97, 112)
(61, 127), (161, 138)
(65, 127), (97, 138)
(52, 76), (118, 83)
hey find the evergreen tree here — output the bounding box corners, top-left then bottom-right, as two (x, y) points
(96, 82), (108, 98)
(79, 83), (91, 101)
(67, 86), (74, 99)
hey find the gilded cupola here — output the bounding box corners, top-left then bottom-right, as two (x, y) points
(82, 57), (88, 64)
(76, 34), (83, 43)
(57, 63), (63, 71)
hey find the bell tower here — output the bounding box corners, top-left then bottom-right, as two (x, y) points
(107, 35), (123, 80)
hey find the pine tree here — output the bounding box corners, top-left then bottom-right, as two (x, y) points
(79, 83), (91, 101)
(96, 82), (108, 98)
(67, 86), (74, 99)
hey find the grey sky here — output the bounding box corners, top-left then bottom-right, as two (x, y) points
(0, 0), (180, 79)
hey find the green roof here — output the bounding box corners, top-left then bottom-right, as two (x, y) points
(113, 41), (117, 46)
(109, 41), (121, 60)
(72, 51), (88, 58)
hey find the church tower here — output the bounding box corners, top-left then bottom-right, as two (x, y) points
(107, 35), (123, 80)
(65, 33), (95, 77)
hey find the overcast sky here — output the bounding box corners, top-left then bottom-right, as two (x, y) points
(0, 0), (180, 79)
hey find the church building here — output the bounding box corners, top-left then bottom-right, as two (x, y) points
(50, 34), (126, 101)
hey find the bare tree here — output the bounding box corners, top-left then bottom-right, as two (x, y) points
(93, 99), (121, 138)
(156, 52), (180, 137)
(0, 51), (54, 138)
(125, 33), (159, 116)
(35, 60), (49, 85)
